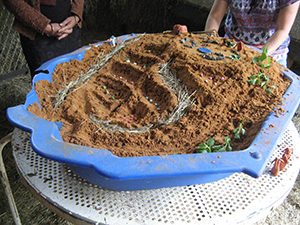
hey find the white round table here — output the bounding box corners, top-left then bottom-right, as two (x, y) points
(11, 123), (300, 225)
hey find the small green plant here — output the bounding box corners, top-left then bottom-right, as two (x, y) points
(218, 136), (233, 152)
(252, 46), (271, 68)
(102, 85), (116, 100)
(265, 84), (277, 94)
(233, 122), (246, 139)
(247, 72), (269, 90)
(229, 54), (240, 60)
(197, 138), (215, 153)
(224, 40), (236, 48)
(196, 136), (232, 153)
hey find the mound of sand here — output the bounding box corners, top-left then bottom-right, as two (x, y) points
(29, 32), (289, 157)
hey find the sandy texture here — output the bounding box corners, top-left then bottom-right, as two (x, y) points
(29, 33), (290, 157)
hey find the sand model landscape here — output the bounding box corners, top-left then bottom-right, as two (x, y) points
(29, 32), (290, 157)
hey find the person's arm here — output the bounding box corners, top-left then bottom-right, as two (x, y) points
(70, 0), (84, 27)
(56, 0), (84, 40)
(3, 0), (50, 34)
(264, 1), (300, 54)
(205, 0), (228, 32)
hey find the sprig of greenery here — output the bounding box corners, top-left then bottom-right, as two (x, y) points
(247, 75), (258, 85)
(102, 85), (116, 100)
(233, 122), (246, 139)
(252, 46), (271, 68)
(247, 72), (270, 90)
(229, 54), (240, 60)
(265, 84), (277, 94)
(217, 136), (233, 152)
(197, 138), (215, 153)
(224, 40), (236, 48)
(196, 136), (232, 153)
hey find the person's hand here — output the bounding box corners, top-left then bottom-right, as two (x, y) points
(43, 23), (62, 37)
(57, 16), (79, 40)
(57, 27), (73, 40)
(43, 24), (52, 36)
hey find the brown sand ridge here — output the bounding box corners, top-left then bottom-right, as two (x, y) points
(28, 32), (290, 157)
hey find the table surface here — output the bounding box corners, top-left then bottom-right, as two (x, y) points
(11, 123), (300, 225)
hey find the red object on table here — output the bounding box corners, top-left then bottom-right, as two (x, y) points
(173, 24), (188, 34)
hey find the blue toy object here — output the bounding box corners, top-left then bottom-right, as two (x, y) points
(109, 35), (117, 46)
(6, 34), (300, 191)
(198, 47), (213, 54)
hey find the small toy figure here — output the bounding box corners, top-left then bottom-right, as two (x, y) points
(271, 148), (293, 176)
(236, 42), (244, 51)
(109, 35), (117, 47)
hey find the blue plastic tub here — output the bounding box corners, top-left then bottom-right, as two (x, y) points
(7, 34), (300, 190)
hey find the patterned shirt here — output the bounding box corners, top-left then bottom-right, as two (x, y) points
(224, 0), (299, 56)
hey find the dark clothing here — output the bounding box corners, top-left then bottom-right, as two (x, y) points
(40, 0), (71, 23)
(19, 0), (82, 77)
(20, 28), (81, 77)
(4, 0), (84, 40)
(40, 0), (57, 6)
(4, 0), (84, 77)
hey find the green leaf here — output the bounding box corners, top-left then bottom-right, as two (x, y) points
(233, 127), (240, 139)
(248, 75), (258, 85)
(262, 46), (268, 55)
(260, 81), (266, 87)
(253, 56), (260, 64)
(226, 145), (233, 151)
(234, 132), (240, 139)
(207, 138), (215, 147)
(241, 128), (246, 136)
(248, 80), (256, 85)
(197, 145), (208, 153)
(260, 53), (267, 61)
(230, 54), (240, 60)
(258, 72), (264, 78)
(211, 145), (222, 151)
(266, 85), (276, 94)
(217, 146), (226, 152)
(198, 143), (206, 148)
(224, 136), (231, 143)
(198, 143), (207, 151)
(225, 40), (236, 48)
(262, 74), (269, 81)
(233, 123), (246, 140)
(197, 136), (233, 153)
(260, 62), (271, 68)
(260, 57), (271, 68)
(252, 47), (271, 68)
